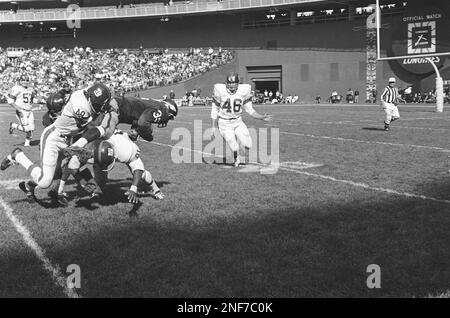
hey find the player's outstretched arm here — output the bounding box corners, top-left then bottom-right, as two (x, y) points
(244, 102), (272, 121)
(250, 111), (272, 121)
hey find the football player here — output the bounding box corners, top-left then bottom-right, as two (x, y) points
(42, 91), (68, 128)
(211, 73), (272, 167)
(110, 96), (178, 141)
(85, 130), (164, 204)
(51, 95), (176, 203)
(6, 76), (35, 147)
(0, 82), (113, 202)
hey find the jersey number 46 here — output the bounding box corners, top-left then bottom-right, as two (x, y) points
(222, 98), (242, 113)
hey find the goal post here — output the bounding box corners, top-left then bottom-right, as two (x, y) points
(375, 0), (450, 112)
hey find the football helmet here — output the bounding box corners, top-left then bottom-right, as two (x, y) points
(226, 73), (239, 94)
(86, 82), (112, 114)
(159, 99), (178, 127)
(19, 75), (30, 87)
(92, 139), (116, 171)
(46, 92), (66, 115)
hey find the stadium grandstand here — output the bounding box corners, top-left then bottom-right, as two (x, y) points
(0, 0), (449, 102)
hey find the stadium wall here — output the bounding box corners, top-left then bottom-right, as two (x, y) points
(0, 14), (366, 49)
(1, 11), (447, 99)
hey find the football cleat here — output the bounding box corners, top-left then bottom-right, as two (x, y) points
(9, 122), (14, 134)
(1, 148), (22, 171)
(234, 157), (241, 167)
(57, 192), (69, 207)
(153, 190), (165, 200)
(48, 189), (69, 206)
(19, 181), (37, 203)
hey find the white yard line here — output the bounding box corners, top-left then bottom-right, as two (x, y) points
(275, 118), (450, 131)
(278, 131), (450, 152)
(150, 141), (450, 204)
(169, 119), (450, 152)
(0, 197), (81, 298)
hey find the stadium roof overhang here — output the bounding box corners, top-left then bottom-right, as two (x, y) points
(0, 0), (386, 24)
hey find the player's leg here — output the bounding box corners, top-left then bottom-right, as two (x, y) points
(391, 106), (400, 122)
(235, 120), (252, 164)
(382, 102), (393, 130)
(218, 119), (240, 166)
(127, 158), (164, 200)
(11, 110), (28, 133)
(15, 128), (63, 191)
(24, 111), (35, 147)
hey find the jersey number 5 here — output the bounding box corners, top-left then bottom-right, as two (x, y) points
(23, 93), (31, 104)
(222, 98), (242, 113)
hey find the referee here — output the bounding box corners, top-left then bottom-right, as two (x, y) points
(381, 77), (400, 131)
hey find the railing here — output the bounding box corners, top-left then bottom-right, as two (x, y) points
(0, 0), (320, 23)
(243, 7), (405, 28)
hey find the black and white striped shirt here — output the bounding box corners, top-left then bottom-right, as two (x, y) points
(381, 86), (399, 104)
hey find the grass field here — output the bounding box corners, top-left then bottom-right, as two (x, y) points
(0, 103), (449, 298)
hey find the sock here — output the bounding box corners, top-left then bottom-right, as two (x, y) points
(143, 171), (159, 192)
(15, 125), (26, 132)
(57, 180), (66, 195)
(15, 151), (33, 170)
(24, 139), (30, 147)
(29, 165), (42, 184)
(11, 123), (19, 130)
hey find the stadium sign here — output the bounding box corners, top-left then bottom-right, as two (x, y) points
(392, 4), (449, 75)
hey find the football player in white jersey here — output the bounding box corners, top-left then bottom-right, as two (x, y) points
(6, 76), (35, 146)
(211, 73), (272, 167)
(54, 130), (164, 205)
(90, 130), (164, 203)
(0, 83), (113, 202)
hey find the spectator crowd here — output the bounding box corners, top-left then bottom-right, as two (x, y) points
(0, 46), (233, 101)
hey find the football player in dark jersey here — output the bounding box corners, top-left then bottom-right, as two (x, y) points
(42, 91), (69, 128)
(109, 96), (178, 142)
(55, 96), (177, 204)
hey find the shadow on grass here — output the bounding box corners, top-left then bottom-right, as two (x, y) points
(1, 193), (449, 298)
(362, 127), (386, 131)
(13, 140), (40, 147)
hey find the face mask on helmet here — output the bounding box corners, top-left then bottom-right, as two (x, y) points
(161, 100), (178, 125)
(226, 74), (239, 94)
(87, 83), (112, 114)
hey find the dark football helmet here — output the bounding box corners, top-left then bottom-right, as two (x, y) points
(159, 99), (178, 128)
(92, 139), (116, 171)
(226, 73), (239, 94)
(86, 82), (112, 114)
(46, 92), (66, 115)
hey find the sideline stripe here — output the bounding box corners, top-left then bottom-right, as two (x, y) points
(150, 141), (450, 205)
(169, 119), (450, 152)
(0, 197), (81, 298)
(276, 118), (450, 131)
(278, 131), (450, 152)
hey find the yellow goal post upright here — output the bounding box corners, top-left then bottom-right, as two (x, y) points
(375, 0), (450, 112)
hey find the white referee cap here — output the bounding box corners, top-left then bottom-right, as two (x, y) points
(388, 77), (396, 83)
